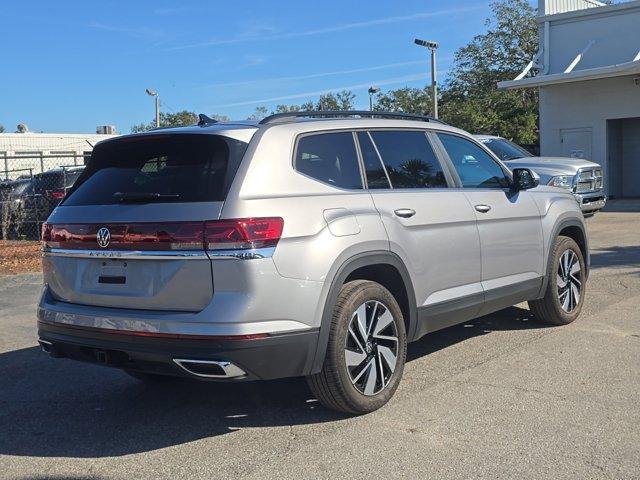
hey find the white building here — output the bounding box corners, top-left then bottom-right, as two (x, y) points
(0, 128), (117, 179)
(499, 0), (640, 198)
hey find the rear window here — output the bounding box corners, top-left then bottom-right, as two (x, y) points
(64, 134), (247, 205)
(294, 132), (363, 189)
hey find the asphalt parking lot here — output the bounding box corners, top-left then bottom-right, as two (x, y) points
(1, 201), (639, 479)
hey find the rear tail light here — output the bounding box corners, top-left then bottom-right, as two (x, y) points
(42, 218), (284, 252)
(42, 222), (204, 250)
(46, 189), (66, 200)
(205, 218), (284, 250)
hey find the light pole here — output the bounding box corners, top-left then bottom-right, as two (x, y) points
(414, 38), (439, 119)
(145, 88), (160, 128)
(368, 85), (380, 111)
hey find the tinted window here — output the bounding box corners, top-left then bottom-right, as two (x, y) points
(295, 132), (362, 189)
(357, 132), (390, 189)
(437, 134), (510, 189)
(480, 138), (532, 161)
(64, 134), (247, 205)
(64, 170), (83, 188)
(369, 131), (447, 189)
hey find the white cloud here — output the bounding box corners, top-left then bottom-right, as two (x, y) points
(210, 73), (430, 108)
(87, 21), (164, 40)
(200, 60), (427, 89)
(168, 5), (485, 51)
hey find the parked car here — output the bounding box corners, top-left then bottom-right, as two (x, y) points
(4, 167), (84, 239)
(37, 112), (589, 414)
(0, 179), (17, 239)
(475, 135), (605, 215)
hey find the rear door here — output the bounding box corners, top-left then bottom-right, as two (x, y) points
(434, 132), (544, 314)
(42, 132), (251, 312)
(358, 129), (482, 338)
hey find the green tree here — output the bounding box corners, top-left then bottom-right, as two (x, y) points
(373, 87), (433, 115)
(440, 0), (539, 144)
(131, 110), (229, 132)
(315, 90), (355, 111)
(0, 125), (4, 133)
(247, 90), (356, 120)
(274, 104), (302, 113)
(247, 106), (269, 120)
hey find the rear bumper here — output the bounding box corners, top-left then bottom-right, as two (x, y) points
(574, 192), (606, 213)
(37, 320), (319, 381)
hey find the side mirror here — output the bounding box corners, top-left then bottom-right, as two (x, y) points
(512, 168), (539, 191)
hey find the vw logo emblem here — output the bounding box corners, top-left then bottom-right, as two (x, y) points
(97, 227), (111, 248)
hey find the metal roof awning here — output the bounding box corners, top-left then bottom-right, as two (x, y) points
(498, 59), (640, 90)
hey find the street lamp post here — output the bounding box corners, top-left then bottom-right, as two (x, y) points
(145, 88), (160, 128)
(368, 85), (380, 111)
(414, 39), (439, 119)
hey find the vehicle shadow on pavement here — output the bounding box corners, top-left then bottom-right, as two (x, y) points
(590, 245), (640, 271)
(407, 305), (546, 361)
(0, 306), (545, 459)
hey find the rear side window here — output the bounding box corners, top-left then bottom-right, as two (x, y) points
(357, 132), (391, 189)
(437, 133), (510, 189)
(369, 130), (448, 189)
(295, 132), (363, 189)
(64, 134), (247, 205)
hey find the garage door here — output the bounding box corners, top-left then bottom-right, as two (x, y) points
(608, 118), (640, 198)
(621, 119), (640, 197)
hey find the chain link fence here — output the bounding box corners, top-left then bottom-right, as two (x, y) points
(1, 154), (90, 274)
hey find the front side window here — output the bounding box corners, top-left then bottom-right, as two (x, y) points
(437, 133), (510, 189)
(369, 130), (448, 189)
(295, 132), (363, 189)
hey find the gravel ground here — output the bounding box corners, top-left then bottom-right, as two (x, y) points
(0, 201), (638, 479)
(0, 241), (41, 275)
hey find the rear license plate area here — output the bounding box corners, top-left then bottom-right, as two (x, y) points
(98, 275), (126, 284)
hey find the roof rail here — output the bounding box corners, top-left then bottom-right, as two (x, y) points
(258, 110), (447, 125)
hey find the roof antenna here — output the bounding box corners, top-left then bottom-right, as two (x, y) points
(198, 114), (218, 126)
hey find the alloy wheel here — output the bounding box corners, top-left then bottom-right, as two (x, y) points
(344, 300), (399, 396)
(557, 249), (581, 313)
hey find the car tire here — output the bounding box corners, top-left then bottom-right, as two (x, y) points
(307, 280), (407, 414)
(529, 235), (586, 325)
(124, 370), (176, 382)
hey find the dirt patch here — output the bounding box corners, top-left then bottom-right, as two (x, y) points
(0, 241), (42, 275)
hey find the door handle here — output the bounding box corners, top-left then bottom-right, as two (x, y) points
(474, 204), (492, 213)
(394, 208), (416, 218)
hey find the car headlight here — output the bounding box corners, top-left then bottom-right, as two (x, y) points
(548, 175), (573, 190)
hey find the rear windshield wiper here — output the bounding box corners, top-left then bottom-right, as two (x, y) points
(113, 192), (180, 203)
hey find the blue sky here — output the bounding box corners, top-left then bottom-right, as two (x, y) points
(1, 0), (499, 134)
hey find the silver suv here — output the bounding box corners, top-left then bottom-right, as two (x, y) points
(37, 111), (589, 414)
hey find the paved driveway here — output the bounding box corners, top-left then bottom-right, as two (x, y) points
(1, 202), (639, 479)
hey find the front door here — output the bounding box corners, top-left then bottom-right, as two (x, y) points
(561, 128), (592, 160)
(356, 130), (482, 339)
(434, 132), (544, 316)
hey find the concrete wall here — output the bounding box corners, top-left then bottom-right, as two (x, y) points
(0, 133), (116, 156)
(544, 3), (640, 75)
(539, 75), (640, 195)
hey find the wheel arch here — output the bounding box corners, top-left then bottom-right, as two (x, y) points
(539, 217), (589, 297)
(309, 251), (417, 375)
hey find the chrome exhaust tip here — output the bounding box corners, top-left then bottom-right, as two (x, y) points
(38, 339), (53, 353)
(172, 358), (247, 379)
